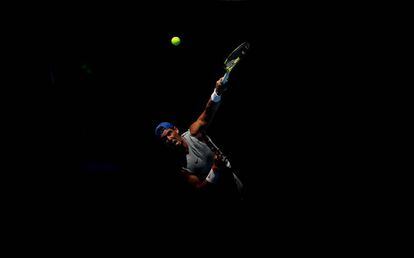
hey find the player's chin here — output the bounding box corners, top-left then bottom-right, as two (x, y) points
(175, 142), (186, 151)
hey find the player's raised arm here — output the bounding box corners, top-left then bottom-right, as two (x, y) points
(189, 77), (228, 137)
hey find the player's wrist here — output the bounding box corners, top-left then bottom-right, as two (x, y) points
(206, 168), (220, 184)
(211, 88), (222, 102)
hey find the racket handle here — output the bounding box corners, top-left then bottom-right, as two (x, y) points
(222, 72), (230, 84)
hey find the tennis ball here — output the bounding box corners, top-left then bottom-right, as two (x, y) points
(171, 36), (181, 46)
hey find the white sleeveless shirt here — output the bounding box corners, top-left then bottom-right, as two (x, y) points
(181, 130), (214, 179)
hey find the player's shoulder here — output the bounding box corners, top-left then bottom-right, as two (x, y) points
(181, 129), (190, 138)
(188, 130), (207, 142)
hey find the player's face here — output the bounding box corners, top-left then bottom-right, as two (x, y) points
(160, 127), (184, 149)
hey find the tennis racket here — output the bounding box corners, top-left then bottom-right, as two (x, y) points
(222, 42), (250, 84)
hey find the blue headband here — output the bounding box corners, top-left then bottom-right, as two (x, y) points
(155, 122), (174, 138)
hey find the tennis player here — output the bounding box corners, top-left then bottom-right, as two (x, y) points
(155, 77), (243, 202)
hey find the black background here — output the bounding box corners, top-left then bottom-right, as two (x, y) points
(6, 1), (381, 237)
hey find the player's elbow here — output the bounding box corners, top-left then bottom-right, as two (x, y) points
(189, 119), (208, 136)
(196, 118), (208, 128)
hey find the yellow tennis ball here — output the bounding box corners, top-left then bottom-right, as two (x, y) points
(171, 36), (181, 46)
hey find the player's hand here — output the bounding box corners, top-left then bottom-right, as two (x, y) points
(215, 77), (228, 95)
(212, 153), (227, 171)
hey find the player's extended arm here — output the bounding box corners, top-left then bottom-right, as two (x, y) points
(190, 77), (228, 137)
